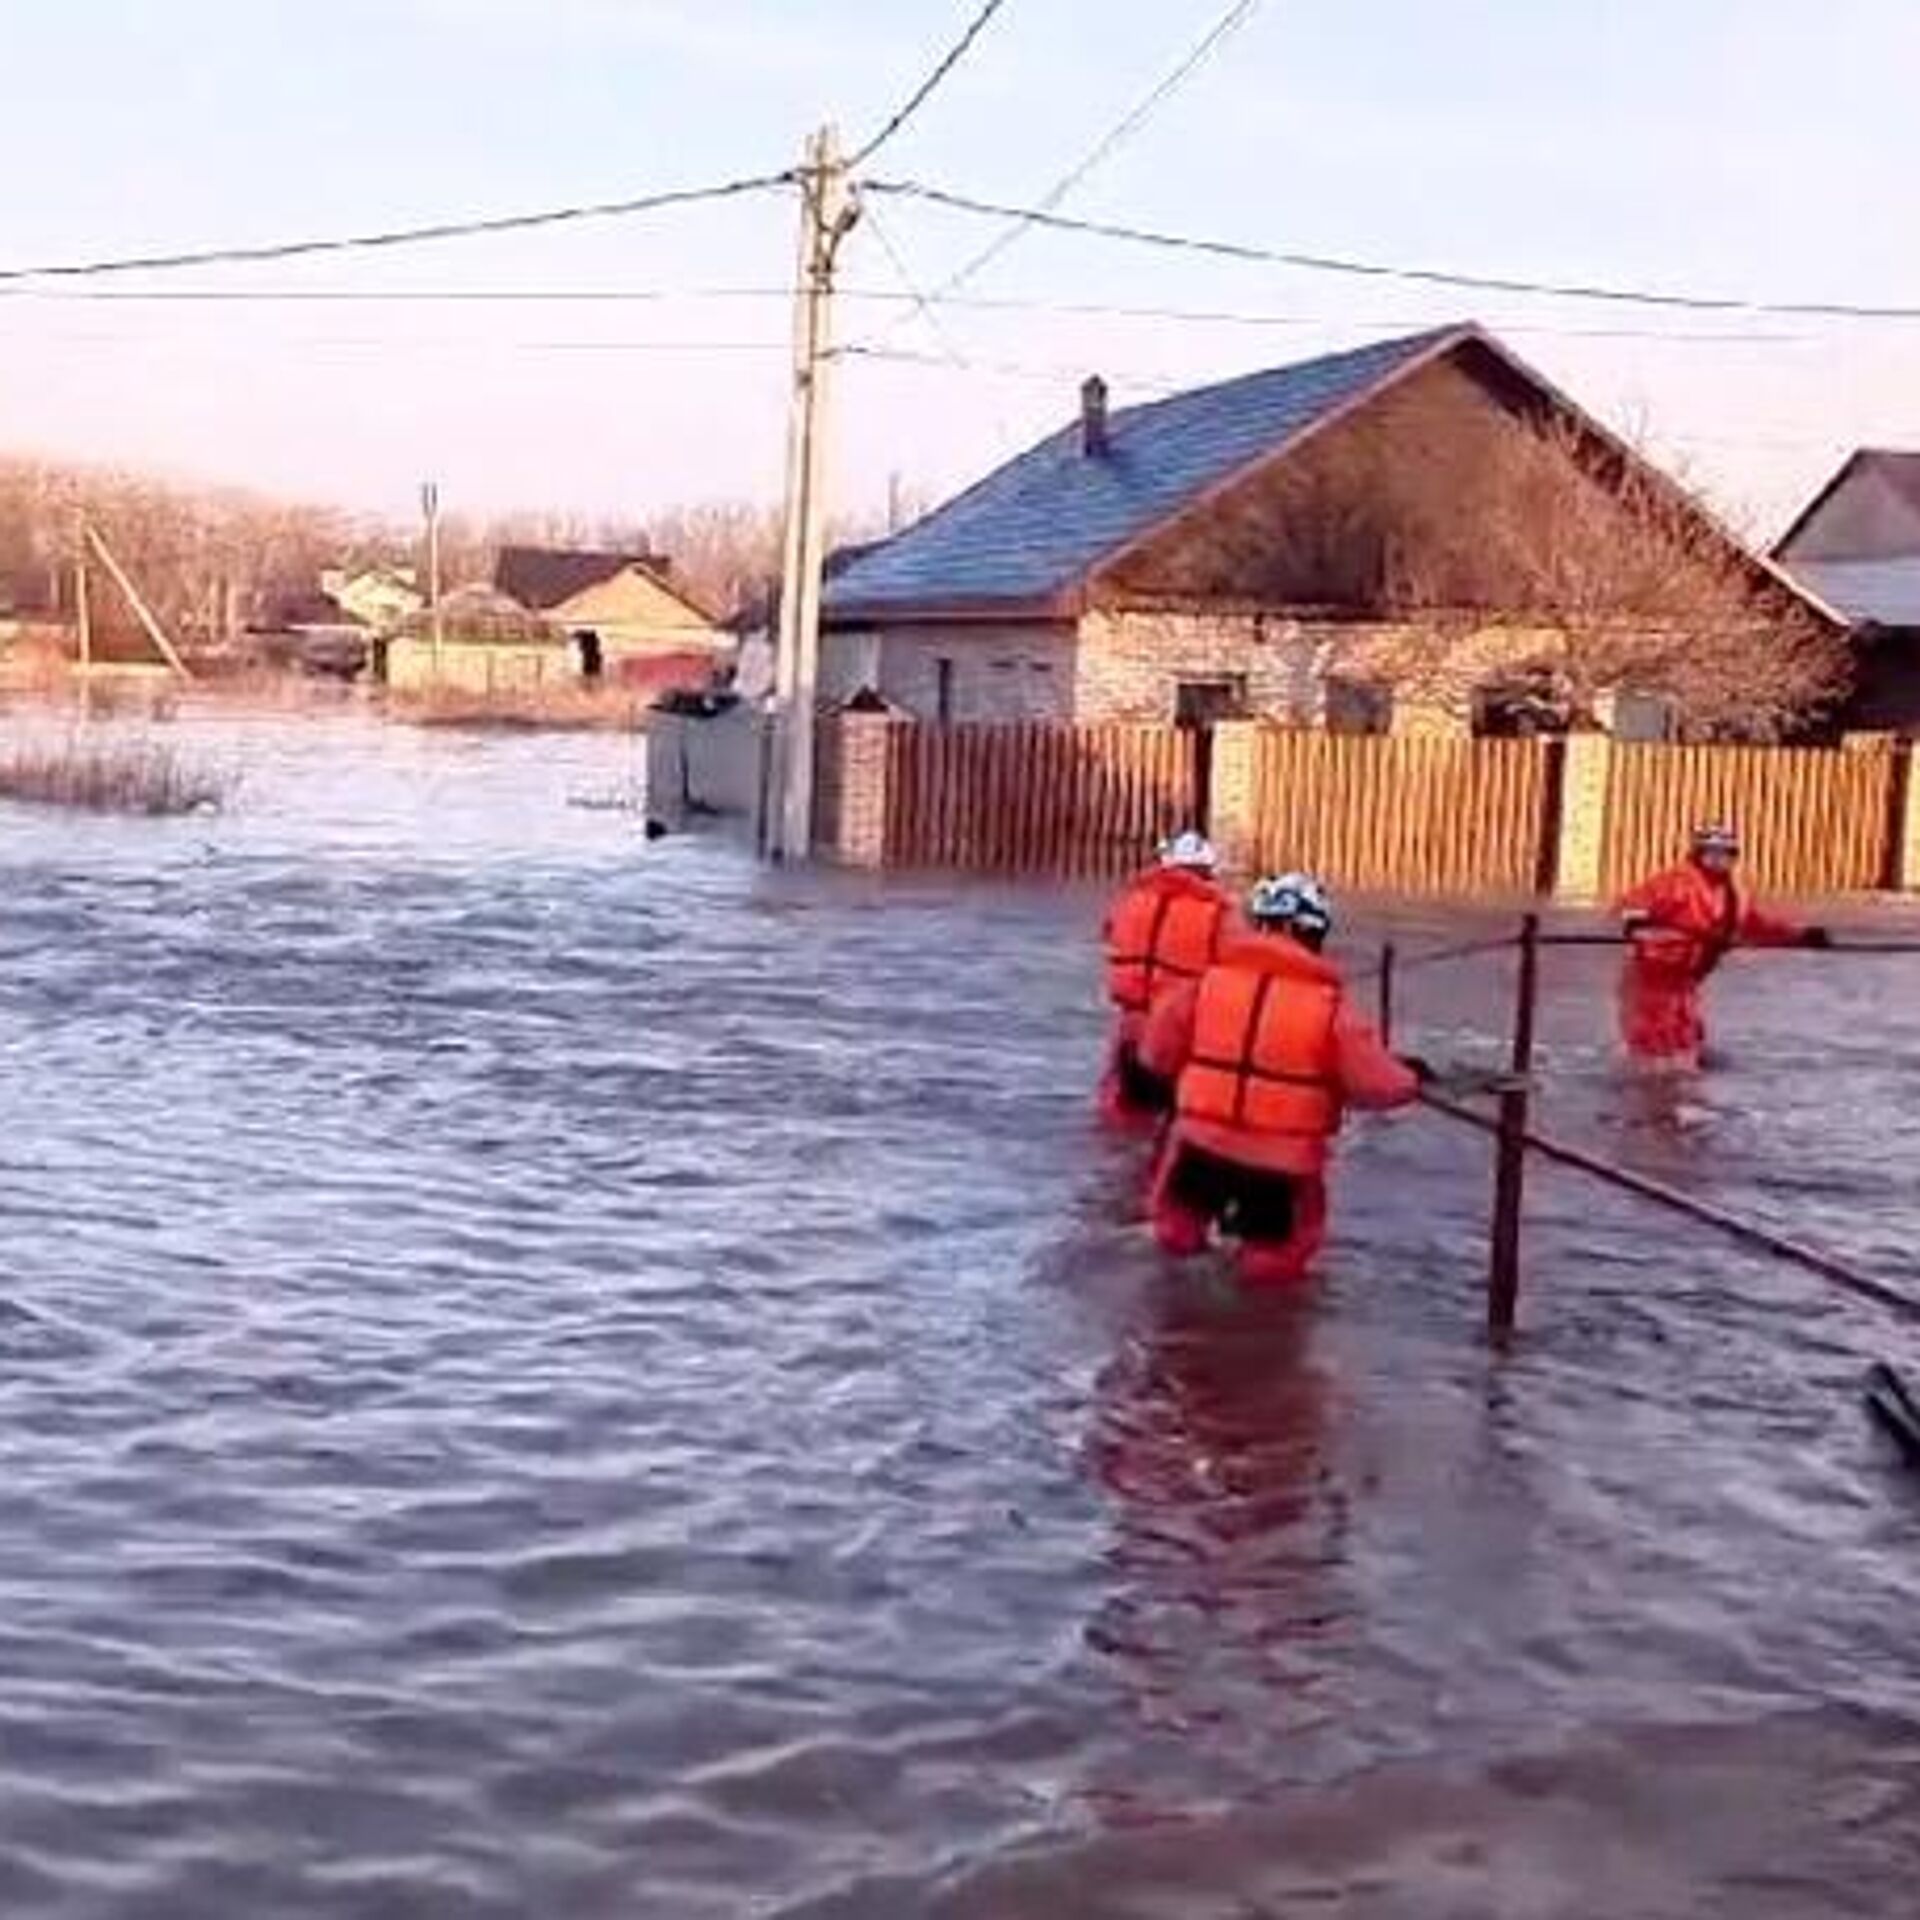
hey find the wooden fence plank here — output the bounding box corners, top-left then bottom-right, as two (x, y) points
(1602, 742), (1893, 898)
(862, 723), (1897, 897)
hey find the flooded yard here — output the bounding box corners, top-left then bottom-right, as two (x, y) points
(3, 714), (1920, 1917)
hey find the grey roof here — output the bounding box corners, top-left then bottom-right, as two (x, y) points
(1775, 450), (1920, 565)
(825, 325), (1471, 620)
(1782, 556), (1920, 630)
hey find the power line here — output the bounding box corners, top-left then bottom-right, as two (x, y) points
(0, 285), (801, 305)
(933, 0), (1262, 301)
(0, 329), (790, 356)
(838, 342), (1184, 394)
(0, 278), (1832, 345)
(850, 0), (1013, 167)
(863, 207), (971, 367)
(867, 179), (1920, 322)
(0, 173), (793, 286)
(846, 301), (1813, 344)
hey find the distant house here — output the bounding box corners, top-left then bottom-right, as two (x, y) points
(0, 570), (73, 687)
(383, 583), (571, 694)
(492, 545), (724, 683)
(823, 323), (1828, 734)
(255, 586), (371, 679)
(1775, 451), (1920, 732)
(323, 565), (423, 633)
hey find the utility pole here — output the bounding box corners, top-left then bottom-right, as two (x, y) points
(85, 525), (192, 680)
(421, 480), (444, 683)
(72, 512), (92, 684)
(768, 126), (857, 862)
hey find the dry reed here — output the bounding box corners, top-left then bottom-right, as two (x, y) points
(0, 734), (231, 815)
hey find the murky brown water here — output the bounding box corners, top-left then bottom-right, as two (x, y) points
(4, 713), (1920, 1918)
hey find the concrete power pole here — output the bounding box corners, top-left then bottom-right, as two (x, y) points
(72, 512), (92, 685)
(768, 127), (857, 862)
(421, 480), (444, 683)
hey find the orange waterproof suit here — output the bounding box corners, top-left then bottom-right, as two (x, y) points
(1616, 861), (1802, 1063)
(1140, 931), (1419, 1286)
(1099, 866), (1232, 1124)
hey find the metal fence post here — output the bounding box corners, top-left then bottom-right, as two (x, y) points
(1488, 911), (1541, 1336)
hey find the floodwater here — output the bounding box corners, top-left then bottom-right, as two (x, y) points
(4, 713), (1920, 1918)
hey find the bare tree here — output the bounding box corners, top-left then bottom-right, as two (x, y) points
(1354, 412), (1848, 739)
(0, 453), (925, 660)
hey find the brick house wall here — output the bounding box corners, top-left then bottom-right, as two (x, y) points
(1075, 609), (1328, 722)
(822, 610), (1561, 731)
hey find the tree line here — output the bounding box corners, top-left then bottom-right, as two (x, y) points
(0, 457), (823, 657)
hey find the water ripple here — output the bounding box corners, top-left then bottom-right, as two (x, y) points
(1, 715), (1919, 1915)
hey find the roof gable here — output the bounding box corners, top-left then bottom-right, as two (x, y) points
(495, 546), (662, 611)
(824, 326), (1473, 621)
(548, 566), (719, 630)
(1775, 451), (1920, 565)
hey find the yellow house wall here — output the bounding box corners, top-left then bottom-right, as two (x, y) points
(550, 570), (722, 656)
(386, 637), (576, 693)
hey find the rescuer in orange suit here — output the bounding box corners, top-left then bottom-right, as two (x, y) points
(1099, 829), (1234, 1127)
(1617, 823), (1830, 1065)
(1139, 873), (1425, 1288)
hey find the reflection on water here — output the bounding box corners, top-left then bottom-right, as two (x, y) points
(2, 713), (1920, 1917)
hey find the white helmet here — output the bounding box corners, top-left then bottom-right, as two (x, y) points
(1247, 871), (1334, 943)
(1157, 829), (1218, 873)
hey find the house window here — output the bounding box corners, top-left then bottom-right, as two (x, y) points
(1610, 691), (1678, 742)
(1325, 677), (1393, 736)
(574, 629), (604, 681)
(935, 656), (955, 726)
(1174, 676), (1248, 726)
(1473, 667), (1568, 738)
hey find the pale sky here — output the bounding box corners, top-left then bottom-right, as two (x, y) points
(0, 0), (1915, 541)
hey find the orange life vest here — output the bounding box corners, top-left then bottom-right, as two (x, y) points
(1105, 869), (1229, 1015)
(1628, 862), (1745, 982)
(1177, 934), (1343, 1144)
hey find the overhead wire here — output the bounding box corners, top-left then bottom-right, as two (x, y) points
(862, 207), (972, 367)
(0, 284), (1827, 340)
(848, 0), (1013, 167)
(838, 342), (1184, 394)
(0, 172), (793, 285)
(930, 0), (1263, 303)
(865, 179), (1920, 322)
(0, 331), (791, 356)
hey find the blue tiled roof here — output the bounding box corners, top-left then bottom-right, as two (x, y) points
(825, 325), (1471, 619)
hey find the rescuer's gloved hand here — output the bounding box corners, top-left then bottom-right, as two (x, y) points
(1800, 926), (1834, 950)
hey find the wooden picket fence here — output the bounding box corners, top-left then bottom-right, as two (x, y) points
(1248, 731), (1553, 896)
(882, 722), (1199, 877)
(835, 717), (1914, 898)
(1601, 742), (1897, 898)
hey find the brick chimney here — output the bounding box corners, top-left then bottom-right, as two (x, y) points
(1080, 375), (1110, 459)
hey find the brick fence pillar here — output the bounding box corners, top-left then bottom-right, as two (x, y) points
(1550, 731), (1614, 903)
(1207, 720), (1261, 877)
(1894, 741), (1920, 892)
(817, 712), (895, 867)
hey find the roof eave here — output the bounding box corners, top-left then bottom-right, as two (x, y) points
(823, 590), (1077, 628)
(1752, 555), (1851, 632)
